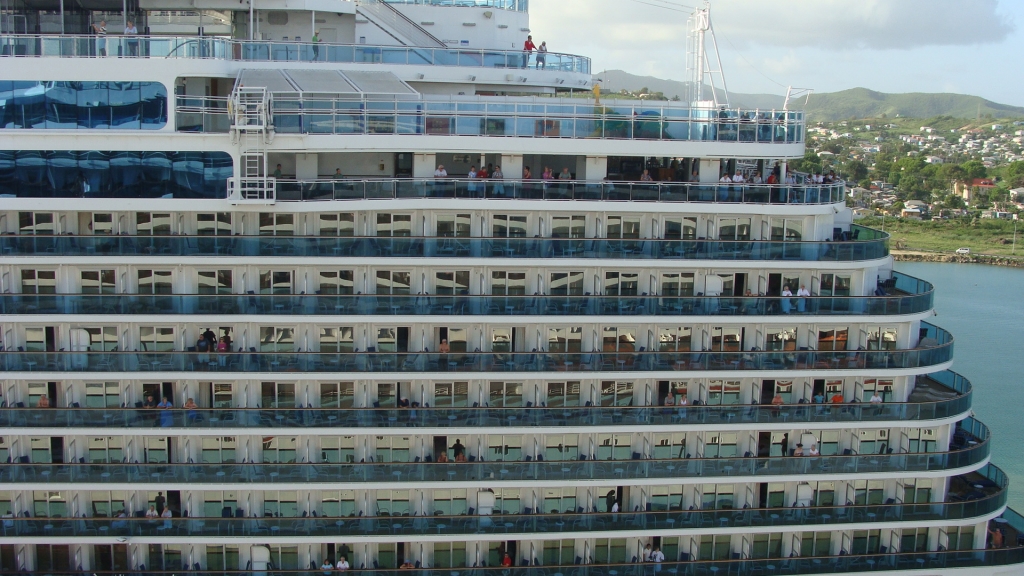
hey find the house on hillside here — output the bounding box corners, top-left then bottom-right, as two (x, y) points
(924, 156), (944, 164)
(1010, 187), (1024, 201)
(954, 178), (997, 204)
(902, 200), (929, 220)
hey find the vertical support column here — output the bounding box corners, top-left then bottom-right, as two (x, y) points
(413, 153), (437, 178)
(295, 154), (318, 180)
(780, 160), (788, 182)
(698, 159), (720, 183)
(584, 156), (608, 182)
(501, 154), (523, 180)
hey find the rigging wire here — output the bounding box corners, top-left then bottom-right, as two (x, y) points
(710, 21), (790, 90)
(627, 0), (696, 13)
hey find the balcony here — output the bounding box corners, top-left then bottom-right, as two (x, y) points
(244, 100), (803, 143)
(0, 35), (591, 74)
(0, 419), (991, 485)
(0, 228), (888, 262)
(0, 465), (1006, 539)
(0, 371), (972, 430)
(265, 179), (838, 203)
(0, 287), (933, 319)
(0, 322), (953, 375)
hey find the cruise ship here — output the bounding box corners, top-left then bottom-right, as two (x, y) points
(0, 0), (1022, 575)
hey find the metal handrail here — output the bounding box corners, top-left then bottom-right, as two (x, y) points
(0, 34), (592, 73)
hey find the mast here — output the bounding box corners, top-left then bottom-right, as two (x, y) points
(687, 1), (729, 108)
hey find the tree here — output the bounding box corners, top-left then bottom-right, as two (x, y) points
(961, 160), (987, 180)
(844, 160), (869, 182)
(1005, 161), (1024, 188)
(789, 151), (821, 174)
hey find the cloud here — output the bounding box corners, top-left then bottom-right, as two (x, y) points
(701, 0), (1012, 50)
(532, 0), (1015, 54)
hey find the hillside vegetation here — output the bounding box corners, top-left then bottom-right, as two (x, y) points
(596, 70), (1024, 121)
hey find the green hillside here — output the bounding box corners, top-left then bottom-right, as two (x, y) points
(596, 70), (1024, 120)
(802, 88), (1024, 121)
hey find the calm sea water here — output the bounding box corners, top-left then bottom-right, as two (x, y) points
(895, 262), (1024, 511)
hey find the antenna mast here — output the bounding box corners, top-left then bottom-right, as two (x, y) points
(686, 1), (730, 108)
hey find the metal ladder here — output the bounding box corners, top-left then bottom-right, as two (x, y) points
(228, 86), (275, 203)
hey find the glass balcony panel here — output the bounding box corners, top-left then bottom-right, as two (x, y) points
(0, 464), (1007, 538)
(0, 370), (972, 431)
(0, 424), (991, 485)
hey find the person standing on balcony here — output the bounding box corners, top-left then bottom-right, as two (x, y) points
(467, 166), (478, 195)
(492, 165), (506, 196)
(780, 285), (793, 314)
(124, 21), (138, 57)
(311, 31), (321, 61)
(434, 165), (447, 178)
(796, 284), (810, 312)
(522, 35), (536, 68)
(92, 20), (107, 57)
(536, 41), (547, 69)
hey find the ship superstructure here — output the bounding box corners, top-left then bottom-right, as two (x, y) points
(0, 1), (1022, 575)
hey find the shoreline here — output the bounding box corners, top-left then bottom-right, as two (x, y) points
(892, 250), (1024, 268)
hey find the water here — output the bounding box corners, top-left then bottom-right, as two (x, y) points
(895, 262), (1024, 511)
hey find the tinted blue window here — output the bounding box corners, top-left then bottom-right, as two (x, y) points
(0, 151), (231, 198)
(0, 81), (167, 129)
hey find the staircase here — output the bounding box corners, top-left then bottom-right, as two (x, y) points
(356, 0), (447, 48)
(228, 86), (275, 204)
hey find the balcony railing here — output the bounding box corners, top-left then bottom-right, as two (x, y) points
(0, 465), (1006, 538)
(0, 424), (990, 485)
(0, 229), (889, 262)
(0, 34), (591, 73)
(3, 545), (1024, 576)
(0, 323), (952, 374)
(0, 371), (972, 430)
(0, 344), (953, 376)
(0, 290), (933, 319)
(266, 179), (838, 202)
(258, 103), (804, 142)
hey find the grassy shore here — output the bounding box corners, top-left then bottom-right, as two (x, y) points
(860, 216), (1024, 258)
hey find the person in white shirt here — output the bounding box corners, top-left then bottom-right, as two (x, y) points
(808, 444), (820, 456)
(752, 174), (763, 184)
(336, 557), (350, 571)
(785, 174), (796, 185)
(611, 501), (619, 513)
(781, 286), (793, 314)
(719, 174), (732, 183)
(732, 172), (745, 183)
(652, 547), (665, 564)
(643, 544), (653, 562)
(869, 392), (883, 404)
(434, 165), (447, 178)
(796, 284), (810, 312)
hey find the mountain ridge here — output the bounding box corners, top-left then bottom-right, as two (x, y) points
(596, 70), (1024, 121)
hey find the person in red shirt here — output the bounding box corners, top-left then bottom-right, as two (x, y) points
(501, 554), (513, 567)
(522, 35), (536, 68)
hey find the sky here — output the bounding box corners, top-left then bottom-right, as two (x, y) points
(529, 0), (1024, 106)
